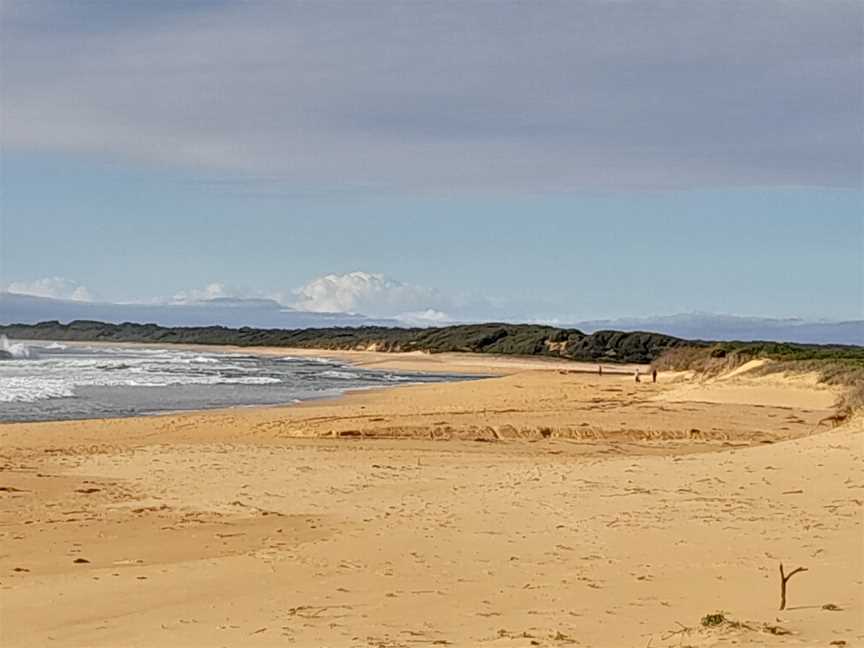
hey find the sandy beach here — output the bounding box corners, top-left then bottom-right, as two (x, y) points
(4, 2), (860, 645)
(0, 349), (861, 647)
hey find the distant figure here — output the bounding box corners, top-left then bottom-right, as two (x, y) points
(634, 368), (641, 383)
(652, 369), (658, 383)
(598, 364), (603, 377)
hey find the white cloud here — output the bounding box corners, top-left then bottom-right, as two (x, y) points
(5, 277), (93, 301)
(0, 273), (533, 324)
(396, 309), (452, 325)
(170, 282), (246, 304)
(167, 271), (514, 322)
(291, 272), (453, 320)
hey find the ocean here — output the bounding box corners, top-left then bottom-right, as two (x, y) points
(0, 336), (476, 423)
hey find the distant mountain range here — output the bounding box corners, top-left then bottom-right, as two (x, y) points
(0, 292), (395, 329)
(0, 292), (860, 345)
(574, 313), (863, 346)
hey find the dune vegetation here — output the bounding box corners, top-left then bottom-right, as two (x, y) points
(0, 321), (689, 364)
(652, 342), (864, 410)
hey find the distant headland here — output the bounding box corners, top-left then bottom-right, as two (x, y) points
(2, 320), (862, 367)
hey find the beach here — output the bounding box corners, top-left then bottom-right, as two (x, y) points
(0, 349), (861, 647)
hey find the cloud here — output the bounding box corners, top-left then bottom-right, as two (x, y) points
(1, 2), (860, 191)
(157, 272), (551, 323)
(0, 272), (703, 326)
(395, 310), (452, 325)
(170, 282), (247, 304)
(5, 276), (93, 301)
(291, 272), (453, 320)
(160, 273), (463, 322)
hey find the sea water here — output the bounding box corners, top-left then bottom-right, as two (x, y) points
(0, 337), (475, 422)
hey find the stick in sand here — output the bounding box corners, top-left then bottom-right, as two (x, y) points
(779, 562), (808, 611)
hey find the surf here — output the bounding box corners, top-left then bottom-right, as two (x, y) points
(0, 335), (32, 360)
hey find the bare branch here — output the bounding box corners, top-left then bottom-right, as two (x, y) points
(779, 562), (809, 610)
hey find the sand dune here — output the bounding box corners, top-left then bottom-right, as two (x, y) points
(0, 352), (860, 647)
(653, 363), (841, 411)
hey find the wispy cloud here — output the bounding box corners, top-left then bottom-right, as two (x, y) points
(2, 2), (860, 191)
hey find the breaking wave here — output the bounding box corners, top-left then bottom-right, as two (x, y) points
(0, 373), (281, 403)
(0, 335), (33, 359)
(0, 341), (474, 419)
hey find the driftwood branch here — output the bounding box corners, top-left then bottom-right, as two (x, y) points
(779, 562), (808, 610)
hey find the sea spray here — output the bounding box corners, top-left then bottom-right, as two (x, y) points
(0, 335), (31, 359)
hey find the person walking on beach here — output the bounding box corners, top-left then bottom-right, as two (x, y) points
(652, 368), (658, 383)
(598, 364), (603, 377)
(634, 368), (641, 383)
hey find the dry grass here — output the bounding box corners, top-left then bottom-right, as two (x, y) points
(752, 359), (864, 411)
(839, 383), (864, 411)
(654, 347), (864, 412)
(651, 346), (756, 376)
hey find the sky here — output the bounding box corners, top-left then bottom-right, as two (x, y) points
(1, 1), (862, 323)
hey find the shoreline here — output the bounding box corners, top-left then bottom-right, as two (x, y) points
(1, 349), (841, 449)
(0, 370), (492, 429)
(45, 338), (651, 375)
(1, 340), (651, 427)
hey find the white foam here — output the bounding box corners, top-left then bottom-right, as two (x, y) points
(382, 374), (414, 382)
(0, 377), (74, 402)
(0, 335), (32, 359)
(278, 355), (341, 365)
(0, 341), (447, 408)
(320, 370), (360, 380)
(309, 356), (342, 365)
(0, 371), (281, 403)
(0, 344), (282, 403)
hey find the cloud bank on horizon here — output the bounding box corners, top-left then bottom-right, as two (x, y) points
(2, 274), (862, 345)
(2, 272), (488, 324)
(4, 277), (94, 303)
(4, 271), (862, 335)
(2, 1), (861, 191)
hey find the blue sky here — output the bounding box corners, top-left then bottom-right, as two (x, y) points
(1, 2), (862, 322)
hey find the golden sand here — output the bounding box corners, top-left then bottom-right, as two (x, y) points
(0, 350), (860, 647)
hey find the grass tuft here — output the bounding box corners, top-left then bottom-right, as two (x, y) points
(701, 612), (728, 627)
